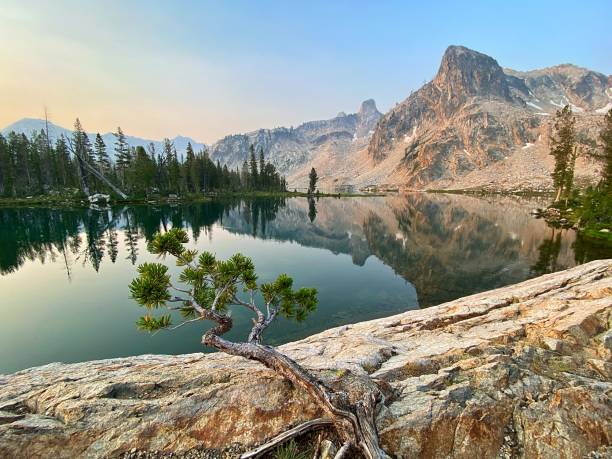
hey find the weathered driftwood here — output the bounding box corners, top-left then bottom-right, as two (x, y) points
(239, 418), (332, 459)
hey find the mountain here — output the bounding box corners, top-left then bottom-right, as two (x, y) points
(4, 47), (609, 192)
(210, 46), (610, 191)
(360, 46), (611, 191)
(0, 118), (205, 159)
(209, 99), (382, 189)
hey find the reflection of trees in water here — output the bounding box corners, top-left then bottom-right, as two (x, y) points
(572, 233), (612, 265)
(0, 207), (82, 275)
(530, 226), (612, 276)
(107, 226), (119, 264)
(2, 195), (608, 296)
(239, 198), (287, 237)
(80, 209), (108, 272)
(123, 212), (139, 266)
(0, 198), (287, 276)
(531, 228), (565, 276)
(308, 197), (317, 223)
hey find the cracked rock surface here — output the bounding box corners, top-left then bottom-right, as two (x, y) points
(1, 260), (611, 458)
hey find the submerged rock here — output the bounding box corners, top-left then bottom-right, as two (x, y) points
(1, 260), (611, 458)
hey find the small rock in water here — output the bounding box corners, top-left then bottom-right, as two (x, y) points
(530, 208), (542, 215)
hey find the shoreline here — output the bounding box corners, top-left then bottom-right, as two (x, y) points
(0, 188), (555, 209)
(0, 191), (389, 208)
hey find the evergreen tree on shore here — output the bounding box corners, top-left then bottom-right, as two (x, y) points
(114, 127), (131, 186)
(550, 105), (577, 203)
(308, 167), (318, 194)
(95, 133), (111, 176)
(598, 108), (612, 192)
(249, 145), (258, 190)
(0, 131), (287, 198)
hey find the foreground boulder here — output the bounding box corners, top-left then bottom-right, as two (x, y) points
(1, 260), (611, 458)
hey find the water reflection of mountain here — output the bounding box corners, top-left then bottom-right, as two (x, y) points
(1, 195), (609, 307)
(220, 194), (610, 306)
(222, 198), (373, 266)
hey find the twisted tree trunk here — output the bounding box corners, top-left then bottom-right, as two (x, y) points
(202, 331), (389, 459)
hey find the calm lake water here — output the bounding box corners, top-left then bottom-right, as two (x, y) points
(1, 194), (609, 373)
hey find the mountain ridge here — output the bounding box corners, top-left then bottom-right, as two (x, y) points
(207, 99), (382, 182)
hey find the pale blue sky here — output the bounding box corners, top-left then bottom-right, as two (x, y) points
(1, 0), (610, 142)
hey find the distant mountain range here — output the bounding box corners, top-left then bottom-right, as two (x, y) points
(3, 46), (610, 191)
(0, 118), (205, 159)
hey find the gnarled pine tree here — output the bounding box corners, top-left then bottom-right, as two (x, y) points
(129, 228), (389, 459)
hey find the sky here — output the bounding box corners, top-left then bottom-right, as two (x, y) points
(1, 0), (610, 143)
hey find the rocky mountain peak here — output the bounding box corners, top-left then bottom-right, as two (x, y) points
(434, 45), (510, 101)
(356, 99), (382, 137)
(358, 99), (378, 116)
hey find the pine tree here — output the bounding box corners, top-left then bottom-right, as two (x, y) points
(0, 134), (15, 196)
(182, 142), (201, 193)
(94, 133), (111, 175)
(241, 160), (249, 188)
(72, 118), (91, 195)
(127, 229), (388, 458)
(550, 105), (576, 203)
(259, 147), (265, 188)
(598, 108), (612, 192)
(168, 144), (181, 193)
(11, 132), (31, 195)
(249, 145), (258, 190)
(308, 167), (318, 195)
(28, 130), (45, 194)
(114, 127), (131, 186)
(55, 136), (72, 188)
(132, 146), (156, 195)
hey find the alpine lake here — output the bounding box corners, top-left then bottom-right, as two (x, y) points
(1, 193), (610, 374)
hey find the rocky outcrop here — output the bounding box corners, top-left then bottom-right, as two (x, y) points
(1, 260), (611, 458)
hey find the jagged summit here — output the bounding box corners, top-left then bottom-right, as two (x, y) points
(359, 99), (378, 115)
(434, 45), (510, 102)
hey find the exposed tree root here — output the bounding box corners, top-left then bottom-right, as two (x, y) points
(205, 333), (390, 459)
